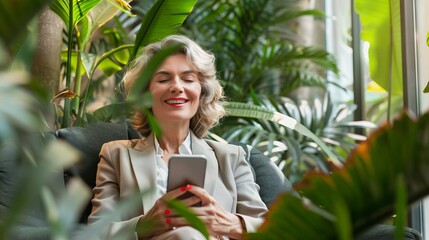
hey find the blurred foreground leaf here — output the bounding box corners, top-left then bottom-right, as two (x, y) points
(249, 110), (429, 239)
(167, 199), (209, 239)
(0, 0), (51, 45)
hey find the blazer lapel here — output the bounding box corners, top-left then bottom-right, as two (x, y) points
(191, 132), (218, 197)
(128, 135), (157, 214)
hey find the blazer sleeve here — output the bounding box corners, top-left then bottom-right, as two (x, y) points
(233, 146), (268, 232)
(87, 142), (139, 240)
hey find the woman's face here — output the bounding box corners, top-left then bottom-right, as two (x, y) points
(149, 54), (202, 126)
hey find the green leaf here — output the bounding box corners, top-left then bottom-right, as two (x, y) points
(9, 21), (39, 71)
(76, 190), (154, 240)
(50, 0), (102, 27)
(80, 52), (96, 78)
(128, 44), (182, 102)
(393, 176), (407, 240)
(61, 51), (87, 77)
(90, 102), (133, 123)
(82, 0), (133, 47)
(252, 111), (429, 239)
(146, 109), (162, 138)
(224, 102), (342, 166)
(97, 58), (123, 76)
(0, 0), (50, 45)
(0, 140), (80, 237)
(166, 199), (209, 239)
(426, 31), (429, 46)
(334, 197), (353, 240)
(92, 44), (133, 77)
(354, 0), (403, 94)
(0, 72), (41, 139)
(423, 81), (429, 93)
(132, 0), (198, 58)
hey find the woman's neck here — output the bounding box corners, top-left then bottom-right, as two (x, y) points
(157, 123), (190, 155)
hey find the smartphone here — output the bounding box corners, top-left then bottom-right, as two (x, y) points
(167, 154), (207, 206)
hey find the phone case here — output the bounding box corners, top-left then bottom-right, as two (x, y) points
(167, 154), (207, 206)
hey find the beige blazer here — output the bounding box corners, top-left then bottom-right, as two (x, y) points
(88, 132), (268, 239)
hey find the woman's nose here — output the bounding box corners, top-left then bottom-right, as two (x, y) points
(169, 78), (184, 93)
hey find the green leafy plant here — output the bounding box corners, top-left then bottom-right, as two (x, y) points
(247, 110), (429, 240)
(47, 0), (199, 128)
(218, 94), (376, 183)
(179, 0), (353, 184)
(181, 0), (338, 102)
(0, 1), (205, 239)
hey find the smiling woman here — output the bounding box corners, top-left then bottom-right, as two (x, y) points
(149, 54), (202, 130)
(87, 35), (268, 240)
(123, 35), (225, 139)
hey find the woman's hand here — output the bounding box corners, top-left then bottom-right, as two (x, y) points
(165, 185), (244, 239)
(136, 186), (193, 239)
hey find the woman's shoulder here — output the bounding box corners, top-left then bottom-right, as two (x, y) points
(102, 138), (146, 150)
(204, 139), (245, 156)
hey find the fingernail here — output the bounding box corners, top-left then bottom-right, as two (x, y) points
(164, 209), (171, 215)
(180, 186), (187, 192)
(187, 184), (192, 190)
(165, 218), (172, 224)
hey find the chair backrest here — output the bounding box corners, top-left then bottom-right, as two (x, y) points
(55, 122), (293, 223)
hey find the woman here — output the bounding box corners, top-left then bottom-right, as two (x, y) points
(88, 35), (268, 239)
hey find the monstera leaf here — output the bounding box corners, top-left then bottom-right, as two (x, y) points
(248, 110), (429, 239)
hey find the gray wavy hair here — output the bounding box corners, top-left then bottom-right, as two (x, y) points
(123, 35), (225, 138)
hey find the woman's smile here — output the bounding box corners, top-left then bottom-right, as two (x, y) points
(164, 97), (189, 106)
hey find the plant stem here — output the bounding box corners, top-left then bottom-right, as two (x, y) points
(72, 47), (82, 120)
(61, 0), (74, 128)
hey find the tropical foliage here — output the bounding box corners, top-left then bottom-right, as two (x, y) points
(219, 94), (377, 183)
(47, 0), (198, 128)
(181, 0), (338, 102)
(179, 0), (357, 182)
(248, 110), (429, 240)
(5, 1), (425, 240)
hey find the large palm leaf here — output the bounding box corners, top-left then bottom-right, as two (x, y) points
(248, 110), (429, 239)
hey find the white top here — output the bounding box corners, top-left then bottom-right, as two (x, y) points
(153, 132), (192, 199)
